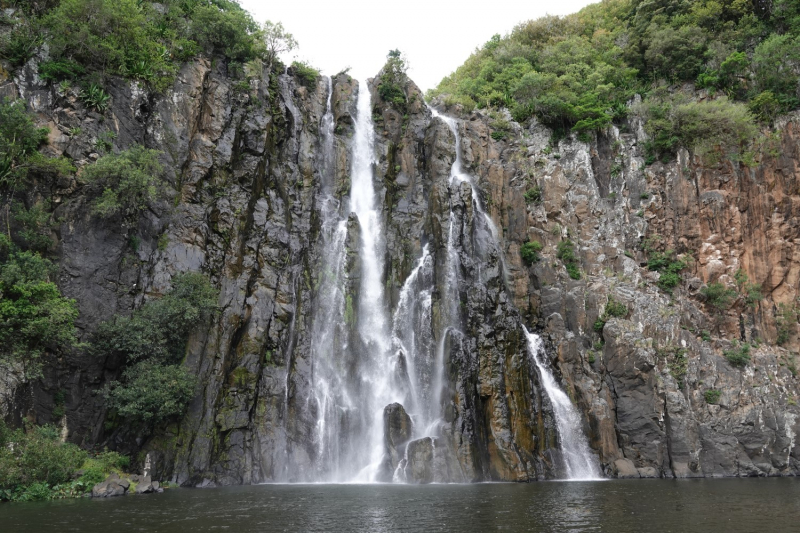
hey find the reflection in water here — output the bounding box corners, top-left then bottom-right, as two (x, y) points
(2, 479), (799, 532)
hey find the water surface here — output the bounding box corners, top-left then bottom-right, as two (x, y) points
(1, 479), (798, 532)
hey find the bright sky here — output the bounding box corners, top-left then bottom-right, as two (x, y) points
(240, 0), (600, 92)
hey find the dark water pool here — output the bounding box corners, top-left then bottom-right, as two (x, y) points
(1, 478), (798, 532)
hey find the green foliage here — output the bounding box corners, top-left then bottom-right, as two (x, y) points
(776, 301), (799, 345)
(290, 60), (320, 88)
(378, 50), (409, 108)
(0, 98), (66, 189)
(81, 145), (164, 220)
(734, 268), (763, 307)
(646, 248), (687, 292)
(0, 17), (44, 66)
(429, 0), (800, 137)
(103, 359), (197, 426)
(704, 389), (722, 404)
(0, 243), (79, 376)
(638, 89), (758, 163)
(191, 0), (264, 63)
(262, 20), (297, 70)
(701, 282), (737, 313)
(93, 272), (218, 366)
(78, 84), (110, 112)
(657, 344), (688, 389)
(95, 272), (216, 428)
(0, 420), (131, 501)
(524, 186), (542, 203)
(724, 341), (751, 367)
(594, 296), (628, 333)
(556, 239), (581, 279)
(3, 0), (270, 91)
(520, 240), (543, 265)
(0, 421), (85, 501)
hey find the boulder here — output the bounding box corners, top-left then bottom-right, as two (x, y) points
(613, 458), (640, 479)
(135, 475), (155, 494)
(406, 437), (434, 484)
(377, 403), (413, 481)
(92, 474), (128, 498)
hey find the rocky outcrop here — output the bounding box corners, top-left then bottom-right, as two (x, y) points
(2, 48), (799, 485)
(379, 403), (412, 481)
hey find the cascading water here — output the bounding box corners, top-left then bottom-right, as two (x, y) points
(309, 78), (351, 481)
(430, 108), (600, 481)
(346, 80), (402, 482)
(309, 80), (599, 482)
(524, 328), (601, 480)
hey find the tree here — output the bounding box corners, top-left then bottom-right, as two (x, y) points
(262, 20), (297, 72)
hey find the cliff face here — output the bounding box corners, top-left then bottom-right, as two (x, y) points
(2, 56), (799, 484)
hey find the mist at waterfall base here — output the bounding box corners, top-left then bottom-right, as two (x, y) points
(306, 78), (600, 483)
(4, 479), (799, 533)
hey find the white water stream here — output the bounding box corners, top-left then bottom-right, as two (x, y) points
(524, 328), (601, 480)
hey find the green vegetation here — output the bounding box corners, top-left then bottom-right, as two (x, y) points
(0, 100), (78, 377)
(657, 344), (688, 389)
(724, 341), (751, 367)
(430, 0), (800, 159)
(95, 272), (217, 429)
(638, 88), (757, 163)
(645, 247), (687, 292)
(701, 282), (737, 313)
(290, 60), (320, 88)
(0, 98), (73, 192)
(776, 301), (799, 345)
(81, 145), (164, 221)
(0, 421), (128, 502)
(734, 268), (763, 308)
(1, 1), (285, 93)
(520, 240), (543, 265)
(378, 50), (409, 109)
(704, 389), (722, 404)
(0, 239), (79, 376)
(594, 296), (628, 333)
(556, 239), (581, 280)
(523, 186), (542, 203)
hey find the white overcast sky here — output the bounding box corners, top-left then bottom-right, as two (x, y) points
(240, 0), (599, 92)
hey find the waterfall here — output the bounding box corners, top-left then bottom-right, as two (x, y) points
(348, 80), (403, 482)
(524, 328), (601, 480)
(310, 78), (351, 481)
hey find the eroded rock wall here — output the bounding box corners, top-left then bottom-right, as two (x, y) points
(3, 53), (799, 483)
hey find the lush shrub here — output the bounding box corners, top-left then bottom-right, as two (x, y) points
(724, 342), (751, 367)
(290, 60), (320, 88)
(646, 249), (687, 292)
(0, 98), (73, 189)
(103, 360), (197, 426)
(0, 243), (79, 376)
(520, 240), (543, 265)
(555, 239), (581, 279)
(524, 186), (542, 203)
(93, 272), (218, 365)
(378, 50), (409, 108)
(190, 0), (264, 63)
(81, 145), (164, 220)
(0, 422), (86, 500)
(701, 282), (737, 313)
(638, 89), (758, 162)
(95, 272), (217, 428)
(0, 421), (132, 501)
(704, 389), (722, 404)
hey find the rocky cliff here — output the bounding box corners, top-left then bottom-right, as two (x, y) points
(1, 54), (798, 484)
